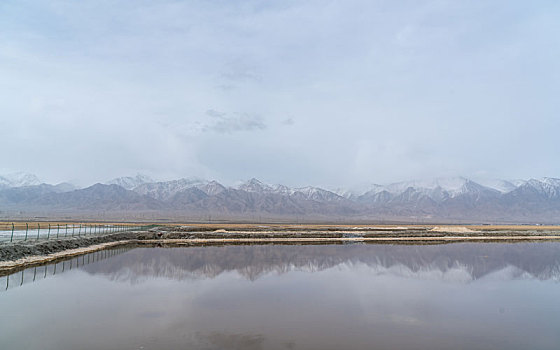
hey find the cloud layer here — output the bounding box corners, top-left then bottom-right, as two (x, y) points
(1, 0), (559, 187)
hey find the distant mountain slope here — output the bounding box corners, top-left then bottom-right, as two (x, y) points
(106, 174), (154, 190)
(1, 174), (559, 223)
(0, 184), (164, 210)
(0, 172), (42, 188)
(133, 178), (206, 201)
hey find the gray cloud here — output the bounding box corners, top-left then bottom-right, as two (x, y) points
(0, 0), (558, 187)
(220, 60), (262, 83)
(203, 110), (266, 134)
(281, 118), (295, 126)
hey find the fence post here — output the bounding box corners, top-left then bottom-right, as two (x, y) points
(10, 223), (14, 242)
(25, 223), (28, 241)
(57, 224), (60, 239)
(36, 223), (40, 241)
(78, 224), (81, 237)
(47, 224), (51, 239)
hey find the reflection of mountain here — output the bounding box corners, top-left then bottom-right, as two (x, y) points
(83, 243), (560, 283)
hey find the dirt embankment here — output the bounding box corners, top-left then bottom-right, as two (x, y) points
(0, 231), (156, 262)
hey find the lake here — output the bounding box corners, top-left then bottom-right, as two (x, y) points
(1, 242), (560, 350)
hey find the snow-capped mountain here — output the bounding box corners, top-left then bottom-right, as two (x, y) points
(290, 186), (345, 202)
(476, 179), (520, 193)
(0, 172), (42, 188)
(237, 178), (274, 193)
(357, 177), (499, 205)
(357, 176), (560, 203)
(2, 173), (560, 223)
(107, 174), (154, 190)
(197, 180), (227, 196)
(133, 178), (206, 201)
(236, 179), (345, 202)
(366, 177), (490, 197)
(525, 178), (560, 198)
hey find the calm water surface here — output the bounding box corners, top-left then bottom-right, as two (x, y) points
(1, 242), (560, 350)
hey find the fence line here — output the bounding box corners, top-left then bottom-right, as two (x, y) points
(0, 223), (150, 244)
(1, 246), (131, 292)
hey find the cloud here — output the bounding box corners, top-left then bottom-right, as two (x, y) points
(0, 0), (558, 187)
(281, 118), (295, 126)
(203, 110), (266, 134)
(220, 60), (262, 83)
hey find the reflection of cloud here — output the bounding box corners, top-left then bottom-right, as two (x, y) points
(203, 110), (266, 133)
(196, 332), (265, 350)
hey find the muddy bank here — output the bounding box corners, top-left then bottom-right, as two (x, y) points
(0, 231), (154, 262)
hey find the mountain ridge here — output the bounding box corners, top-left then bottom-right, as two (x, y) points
(1, 173), (559, 223)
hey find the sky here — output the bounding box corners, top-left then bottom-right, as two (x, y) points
(1, 0), (559, 188)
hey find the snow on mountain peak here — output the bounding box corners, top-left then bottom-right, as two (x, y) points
(522, 178), (560, 198)
(476, 179), (519, 193)
(197, 180), (226, 196)
(356, 177), (511, 203)
(541, 177), (560, 187)
(133, 178), (207, 200)
(238, 178), (274, 193)
(107, 174), (155, 190)
(0, 172), (42, 187)
(382, 177), (471, 196)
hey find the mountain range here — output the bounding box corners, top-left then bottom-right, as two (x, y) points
(1, 172), (559, 223)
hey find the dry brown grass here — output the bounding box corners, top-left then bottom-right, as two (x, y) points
(0, 221), (558, 232)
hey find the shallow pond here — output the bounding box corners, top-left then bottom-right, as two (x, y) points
(1, 242), (560, 350)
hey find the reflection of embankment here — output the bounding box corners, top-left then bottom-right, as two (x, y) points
(82, 243), (560, 283)
(0, 247), (131, 292)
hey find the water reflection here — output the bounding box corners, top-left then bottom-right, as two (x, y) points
(81, 242), (560, 283)
(0, 247), (130, 291)
(1, 242), (560, 350)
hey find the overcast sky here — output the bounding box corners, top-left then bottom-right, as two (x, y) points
(1, 0), (559, 188)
